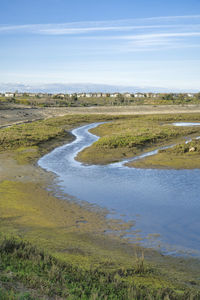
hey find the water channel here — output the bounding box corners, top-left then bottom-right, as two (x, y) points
(38, 122), (200, 256)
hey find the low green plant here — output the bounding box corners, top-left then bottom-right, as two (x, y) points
(0, 236), (199, 299)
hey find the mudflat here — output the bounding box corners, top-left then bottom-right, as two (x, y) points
(2, 104), (200, 128)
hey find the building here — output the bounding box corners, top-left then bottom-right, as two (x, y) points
(85, 93), (93, 98)
(5, 92), (15, 97)
(80, 93), (86, 98)
(187, 93), (195, 98)
(123, 93), (132, 98)
(96, 93), (102, 98)
(134, 93), (145, 98)
(110, 93), (120, 98)
(145, 93), (153, 98)
(102, 93), (108, 97)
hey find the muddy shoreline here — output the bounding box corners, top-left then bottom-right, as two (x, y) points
(2, 104), (200, 128)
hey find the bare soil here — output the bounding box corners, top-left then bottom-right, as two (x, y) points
(2, 104), (200, 128)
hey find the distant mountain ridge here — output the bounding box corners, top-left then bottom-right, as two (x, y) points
(0, 83), (198, 93)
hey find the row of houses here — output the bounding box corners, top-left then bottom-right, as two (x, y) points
(1, 92), (197, 98)
(1, 92), (140, 98)
(56, 92), (196, 98)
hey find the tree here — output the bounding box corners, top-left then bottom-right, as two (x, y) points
(196, 92), (200, 100)
(162, 94), (174, 101)
(116, 94), (124, 105)
(71, 94), (77, 102)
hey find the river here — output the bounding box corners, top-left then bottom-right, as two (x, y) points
(38, 122), (200, 256)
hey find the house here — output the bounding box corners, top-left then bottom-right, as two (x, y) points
(102, 93), (108, 97)
(110, 93), (120, 98)
(123, 93), (132, 98)
(77, 93), (85, 98)
(152, 93), (159, 98)
(134, 93), (145, 98)
(96, 93), (102, 98)
(145, 93), (153, 98)
(85, 93), (93, 98)
(5, 92), (14, 97)
(187, 93), (195, 98)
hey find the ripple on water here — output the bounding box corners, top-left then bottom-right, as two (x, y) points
(38, 122), (200, 257)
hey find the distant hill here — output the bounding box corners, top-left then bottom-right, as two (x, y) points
(0, 82), (198, 93)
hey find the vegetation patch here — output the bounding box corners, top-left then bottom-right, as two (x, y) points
(129, 135), (200, 169)
(77, 114), (200, 165)
(0, 114), (127, 164)
(0, 235), (200, 299)
(0, 180), (135, 267)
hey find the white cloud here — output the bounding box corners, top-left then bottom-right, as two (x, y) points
(120, 32), (200, 40)
(1, 14), (200, 35)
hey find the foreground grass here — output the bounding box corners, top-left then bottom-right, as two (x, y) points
(0, 235), (200, 299)
(0, 180), (134, 268)
(1, 180), (200, 296)
(77, 114), (200, 165)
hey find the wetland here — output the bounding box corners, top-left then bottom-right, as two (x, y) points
(1, 111), (200, 298)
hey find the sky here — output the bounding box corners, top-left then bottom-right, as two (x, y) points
(0, 0), (200, 91)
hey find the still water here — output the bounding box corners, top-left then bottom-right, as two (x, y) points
(38, 123), (200, 256)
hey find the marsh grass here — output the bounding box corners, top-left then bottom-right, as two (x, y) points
(0, 235), (199, 300)
(0, 114), (127, 164)
(77, 114), (200, 164)
(130, 137), (200, 169)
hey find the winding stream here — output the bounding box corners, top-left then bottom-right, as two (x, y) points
(38, 122), (200, 256)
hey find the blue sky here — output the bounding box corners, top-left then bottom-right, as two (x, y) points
(1, 0), (200, 90)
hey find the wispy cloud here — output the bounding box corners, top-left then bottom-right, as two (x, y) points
(1, 15), (200, 53)
(0, 23), (190, 35)
(1, 14), (200, 35)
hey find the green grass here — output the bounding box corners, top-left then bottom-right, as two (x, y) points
(0, 235), (199, 300)
(0, 114), (122, 152)
(129, 129), (200, 169)
(77, 114), (200, 165)
(160, 139), (200, 155)
(0, 114), (127, 164)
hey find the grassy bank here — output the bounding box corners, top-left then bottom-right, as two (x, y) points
(0, 114), (127, 165)
(0, 180), (134, 267)
(77, 114), (200, 165)
(1, 180), (200, 298)
(129, 138), (200, 169)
